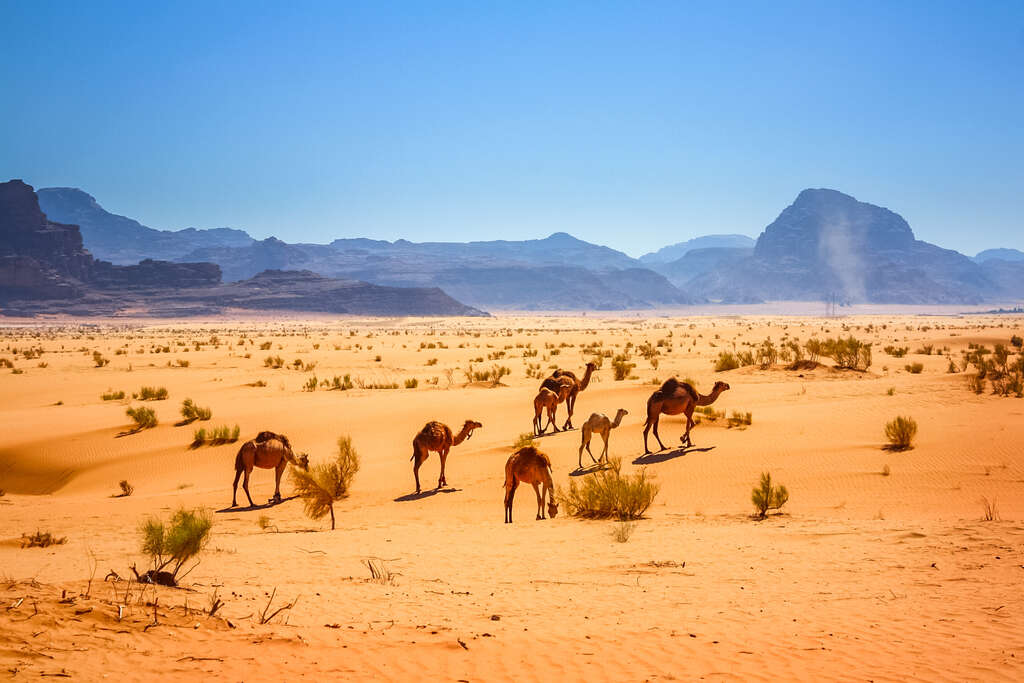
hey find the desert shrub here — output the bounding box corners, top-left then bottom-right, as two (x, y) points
(884, 415), (918, 451)
(93, 351), (109, 367)
(290, 435), (360, 530)
(513, 432), (536, 450)
(884, 345), (908, 358)
(886, 387), (896, 396)
(264, 355), (285, 368)
(260, 341), (273, 350)
(101, 389), (126, 401)
(612, 359), (636, 381)
(21, 531), (68, 548)
(904, 362), (924, 374)
(947, 358), (958, 373)
(303, 375), (318, 392)
(714, 352), (740, 372)
(118, 480), (134, 497)
(126, 406), (158, 430)
(557, 457), (658, 520)
(404, 378), (419, 389)
(180, 398), (212, 422)
(176, 359), (190, 368)
(137, 508), (212, 585)
(0, 358), (13, 368)
(755, 338), (778, 369)
(192, 424), (240, 447)
(821, 336), (872, 370)
(727, 411), (752, 427)
(804, 338), (823, 363)
(915, 344), (934, 355)
(1011, 335), (1023, 349)
(611, 521), (636, 543)
(135, 386), (168, 401)
(980, 496), (1000, 521)
(322, 374), (354, 391)
(967, 373), (986, 394)
(751, 471), (789, 518)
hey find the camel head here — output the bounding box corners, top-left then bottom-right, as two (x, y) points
(585, 361), (598, 372)
(547, 500), (559, 518)
(462, 420), (483, 440)
(713, 381), (731, 394)
(292, 452), (310, 470)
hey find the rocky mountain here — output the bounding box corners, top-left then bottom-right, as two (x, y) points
(177, 233), (697, 309)
(37, 187), (254, 264)
(975, 248), (1024, 263)
(0, 180), (485, 317)
(683, 189), (1021, 304)
(652, 247), (754, 289)
(639, 234), (755, 264)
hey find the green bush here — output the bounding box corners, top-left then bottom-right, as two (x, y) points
(135, 386), (168, 401)
(612, 359), (636, 381)
(884, 416), (918, 451)
(192, 424), (240, 447)
(264, 355), (285, 368)
(138, 508), (212, 585)
(93, 351), (109, 367)
(751, 472), (789, 518)
(883, 345), (908, 358)
(180, 398), (212, 422)
(303, 375), (318, 392)
(290, 435), (360, 530)
(714, 352), (740, 372)
(126, 406), (158, 430)
(557, 457), (658, 520)
(404, 378), (419, 389)
(821, 336), (872, 370)
(904, 362), (924, 374)
(101, 389), (126, 401)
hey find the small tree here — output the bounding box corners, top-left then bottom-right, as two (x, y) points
(290, 435), (360, 530)
(751, 471), (789, 518)
(135, 508), (212, 586)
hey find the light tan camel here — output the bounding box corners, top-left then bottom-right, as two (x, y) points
(539, 374), (576, 429)
(643, 378), (730, 454)
(411, 419), (482, 494)
(503, 446), (559, 523)
(578, 408), (628, 468)
(548, 361), (598, 430)
(231, 431), (309, 508)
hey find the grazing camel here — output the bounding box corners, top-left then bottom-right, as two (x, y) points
(548, 362), (598, 430)
(643, 378), (730, 454)
(231, 431), (309, 508)
(504, 446), (559, 523)
(411, 419), (483, 494)
(578, 408), (628, 468)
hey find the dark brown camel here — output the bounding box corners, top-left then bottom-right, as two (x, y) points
(231, 431), (309, 507)
(546, 361), (598, 430)
(642, 379), (730, 454)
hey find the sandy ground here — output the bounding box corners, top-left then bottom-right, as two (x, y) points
(2, 312), (1023, 681)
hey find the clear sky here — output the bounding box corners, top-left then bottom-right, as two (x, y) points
(2, 1), (1022, 256)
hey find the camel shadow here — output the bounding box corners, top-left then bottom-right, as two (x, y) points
(215, 495), (299, 514)
(633, 446), (715, 465)
(393, 487), (461, 502)
(570, 462), (613, 477)
(532, 428), (576, 439)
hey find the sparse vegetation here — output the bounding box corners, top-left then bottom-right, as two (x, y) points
(884, 415), (918, 451)
(714, 351), (740, 372)
(101, 389), (126, 401)
(191, 424), (241, 447)
(126, 406), (158, 431)
(751, 471), (789, 518)
(134, 386), (168, 401)
(881, 464), (891, 477)
(21, 530), (68, 548)
(821, 336), (872, 370)
(612, 357), (636, 381)
(404, 378), (419, 389)
(117, 480), (134, 497)
(611, 521), (637, 543)
(290, 435), (360, 529)
(93, 351), (109, 367)
(513, 432), (536, 450)
(557, 457), (658, 520)
(180, 398), (212, 422)
(136, 508), (213, 586)
(904, 362), (924, 374)
(980, 496), (1000, 522)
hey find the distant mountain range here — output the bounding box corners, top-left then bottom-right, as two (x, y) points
(20, 182), (1024, 310)
(1, 181), (485, 317)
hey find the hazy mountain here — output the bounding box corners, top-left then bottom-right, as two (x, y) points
(653, 247), (754, 288)
(639, 234), (755, 264)
(36, 187), (254, 264)
(974, 248), (1024, 263)
(686, 189), (1009, 304)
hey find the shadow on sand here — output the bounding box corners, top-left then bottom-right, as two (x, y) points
(632, 445), (715, 465)
(532, 427), (576, 439)
(215, 495), (299, 514)
(569, 461), (613, 477)
(393, 487), (461, 502)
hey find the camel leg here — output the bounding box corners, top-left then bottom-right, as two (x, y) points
(241, 467), (255, 507)
(412, 449), (425, 494)
(644, 415), (666, 454)
(681, 410), (695, 448)
(532, 482), (544, 519)
(651, 416), (667, 451)
(438, 447), (449, 489)
(504, 480), (518, 523)
(601, 432), (609, 462)
(578, 426), (591, 468)
(272, 459), (285, 502)
(231, 467), (242, 507)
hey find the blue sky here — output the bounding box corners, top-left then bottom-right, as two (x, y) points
(2, 1), (1022, 256)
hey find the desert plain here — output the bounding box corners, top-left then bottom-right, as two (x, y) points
(1, 311), (1023, 681)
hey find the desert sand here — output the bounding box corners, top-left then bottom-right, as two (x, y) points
(2, 312), (1023, 681)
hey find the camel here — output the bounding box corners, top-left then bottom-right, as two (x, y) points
(643, 378), (730, 454)
(411, 419), (483, 494)
(547, 361), (598, 430)
(578, 408), (628, 468)
(503, 446), (559, 523)
(539, 374), (576, 429)
(231, 431), (309, 508)
(532, 380), (573, 435)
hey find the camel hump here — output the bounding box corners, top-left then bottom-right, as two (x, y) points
(659, 377), (697, 401)
(254, 431), (291, 451)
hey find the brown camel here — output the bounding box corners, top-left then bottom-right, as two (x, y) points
(503, 446), (559, 523)
(578, 408), (628, 468)
(643, 378), (730, 454)
(231, 431), (309, 508)
(532, 380), (573, 435)
(411, 419), (482, 494)
(538, 374), (576, 430)
(547, 361), (598, 430)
